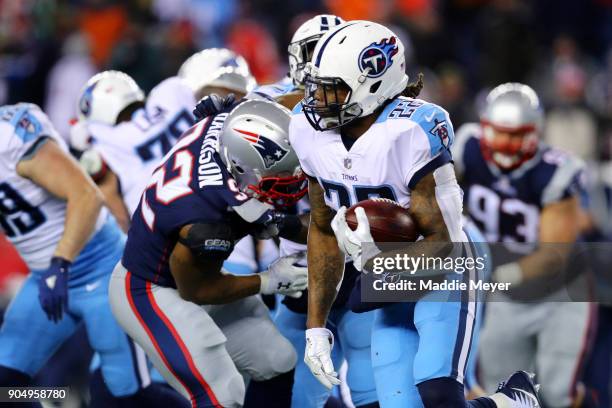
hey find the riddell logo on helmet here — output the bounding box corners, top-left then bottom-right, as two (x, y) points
(358, 37), (399, 78)
(234, 128), (289, 169)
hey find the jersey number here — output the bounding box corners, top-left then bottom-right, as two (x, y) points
(319, 179), (397, 207)
(0, 183), (46, 237)
(135, 110), (192, 162)
(468, 184), (539, 251)
(140, 150), (194, 230)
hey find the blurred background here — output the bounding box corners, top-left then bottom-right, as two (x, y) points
(2, 0), (612, 406)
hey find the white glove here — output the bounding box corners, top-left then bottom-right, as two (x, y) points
(304, 328), (341, 389)
(69, 119), (91, 151)
(330, 206), (380, 271)
(79, 149), (104, 176)
(259, 254), (308, 297)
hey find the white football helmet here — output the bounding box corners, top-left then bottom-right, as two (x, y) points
(219, 100), (306, 207)
(77, 70), (145, 125)
(480, 83), (544, 170)
(302, 21), (409, 130)
(179, 48), (256, 96)
(288, 14), (345, 86)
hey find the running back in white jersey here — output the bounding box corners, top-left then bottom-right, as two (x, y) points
(87, 76), (196, 215)
(290, 96), (464, 240)
(0, 103), (105, 270)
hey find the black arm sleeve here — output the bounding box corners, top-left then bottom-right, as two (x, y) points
(178, 223), (235, 261)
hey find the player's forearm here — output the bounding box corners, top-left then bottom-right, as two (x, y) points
(53, 184), (104, 261)
(306, 224), (344, 328)
(98, 171), (131, 233)
(516, 246), (572, 281)
(187, 274), (261, 305)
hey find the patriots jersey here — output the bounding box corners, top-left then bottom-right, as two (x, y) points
(0, 103), (106, 270)
(87, 77), (196, 215)
(122, 111), (271, 287)
(247, 76), (298, 102)
(289, 96), (464, 239)
(453, 123), (585, 252)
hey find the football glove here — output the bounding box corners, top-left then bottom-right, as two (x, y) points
(304, 328), (341, 389)
(259, 254), (307, 298)
(330, 206), (380, 271)
(38, 257), (70, 323)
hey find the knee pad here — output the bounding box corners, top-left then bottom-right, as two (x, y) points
(417, 377), (466, 408)
(0, 365), (33, 387)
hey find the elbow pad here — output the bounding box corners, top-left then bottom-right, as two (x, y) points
(178, 223), (235, 261)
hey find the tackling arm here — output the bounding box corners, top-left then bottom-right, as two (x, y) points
(496, 196), (580, 284)
(16, 139), (104, 261)
(170, 223), (261, 304)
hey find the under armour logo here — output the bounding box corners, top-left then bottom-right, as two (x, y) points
(277, 282), (292, 290)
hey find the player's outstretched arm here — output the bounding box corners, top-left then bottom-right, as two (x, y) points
(17, 139), (104, 261)
(97, 170), (131, 233)
(306, 176), (344, 329)
(494, 196), (580, 285)
(171, 223), (307, 305)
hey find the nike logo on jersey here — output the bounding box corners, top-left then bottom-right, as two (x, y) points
(85, 280), (101, 292)
(424, 111), (436, 122)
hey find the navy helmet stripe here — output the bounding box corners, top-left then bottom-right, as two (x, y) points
(315, 22), (357, 68)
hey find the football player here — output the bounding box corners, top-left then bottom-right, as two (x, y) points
(453, 83), (594, 408)
(290, 20), (543, 408)
(196, 15), (381, 408)
(108, 99), (311, 408)
(0, 103), (185, 407)
(193, 14), (345, 120)
(73, 49), (255, 232)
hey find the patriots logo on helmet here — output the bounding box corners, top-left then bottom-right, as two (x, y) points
(358, 37), (399, 78)
(79, 82), (97, 117)
(234, 128), (288, 169)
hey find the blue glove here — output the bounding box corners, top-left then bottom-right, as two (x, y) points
(193, 93), (236, 122)
(38, 257), (70, 323)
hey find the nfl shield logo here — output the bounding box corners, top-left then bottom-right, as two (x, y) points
(343, 157), (352, 169)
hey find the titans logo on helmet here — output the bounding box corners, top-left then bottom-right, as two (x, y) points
(358, 37), (399, 78)
(79, 82), (97, 117)
(234, 128), (289, 169)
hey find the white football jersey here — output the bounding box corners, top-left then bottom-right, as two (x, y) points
(88, 76), (196, 215)
(0, 103), (105, 270)
(290, 96), (464, 238)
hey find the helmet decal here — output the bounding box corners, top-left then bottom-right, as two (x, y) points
(79, 82), (97, 117)
(234, 128), (289, 169)
(358, 37), (399, 78)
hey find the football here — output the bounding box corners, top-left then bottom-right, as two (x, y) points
(345, 198), (418, 243)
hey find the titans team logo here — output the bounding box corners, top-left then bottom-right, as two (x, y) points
(358, 37), (399, 78)
(79, 82), (97, 117)
(429, 118), (450, 148)
(234, 128), (289, 169)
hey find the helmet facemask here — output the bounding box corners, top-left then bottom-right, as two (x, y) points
(248, 172), (308, 208)
(480, 121), (539, 171)
(288, 34), (322, 86)
(302, 69), (364, 131)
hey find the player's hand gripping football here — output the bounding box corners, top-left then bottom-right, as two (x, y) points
(331, 206), (380, 271)
(305, 328), (341, 389)
(38, 256), (70, 322)
(259, 253), (307, 298)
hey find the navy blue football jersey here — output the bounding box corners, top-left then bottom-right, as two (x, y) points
(122, 112), (269, 287)
(453, 123), (584, 253)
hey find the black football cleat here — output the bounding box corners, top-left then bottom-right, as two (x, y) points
(496, 371), (543, 407)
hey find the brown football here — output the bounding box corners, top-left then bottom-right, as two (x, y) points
(346, 198), (418, 243)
